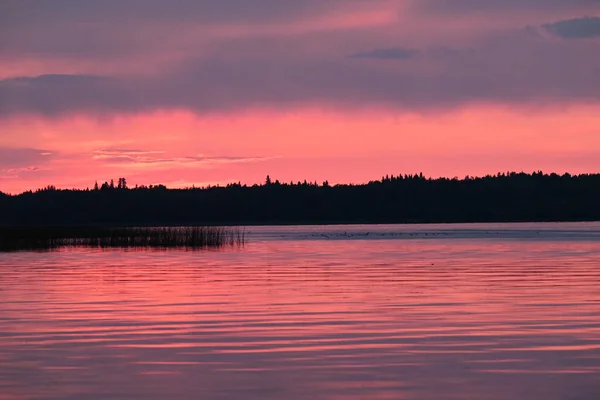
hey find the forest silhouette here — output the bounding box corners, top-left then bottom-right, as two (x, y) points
(1, 171), (600, 226)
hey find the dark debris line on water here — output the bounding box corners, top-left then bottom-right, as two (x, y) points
(0, 226), (246, 251)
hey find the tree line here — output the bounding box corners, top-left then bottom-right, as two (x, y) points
(1, 171), (600, 226)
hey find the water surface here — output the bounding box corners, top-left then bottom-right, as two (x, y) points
(1, 223), (600, 399)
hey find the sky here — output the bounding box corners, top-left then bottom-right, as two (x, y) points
(1, 0), (600, 194)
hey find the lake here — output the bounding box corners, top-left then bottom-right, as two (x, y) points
(1, 222), (600, 399)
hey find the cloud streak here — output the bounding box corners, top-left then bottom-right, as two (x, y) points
(543, 16), (600, 39)
(0, 147), (54, 183)
(92, 149), (274, 168)
(349, 48), (419, 60)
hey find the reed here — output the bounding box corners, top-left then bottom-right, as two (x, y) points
(0, 226), (246, 251)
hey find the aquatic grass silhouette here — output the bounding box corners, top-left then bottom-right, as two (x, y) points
(0, 226), (245, 251)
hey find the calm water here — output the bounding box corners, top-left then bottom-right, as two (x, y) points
(1, 223), (600, 400)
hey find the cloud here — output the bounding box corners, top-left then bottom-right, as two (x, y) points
(0, 147), (53, 182)
(0, 0), (353, 26)
(3, 74), (112, 86)
(0, 166), (41, 174)
(0, 74), (142, 116)
(349, 48), (419, 60)
(0, 147), (54, 169)
(2, 27), (600, 118)
(93, 149), (166, 158)
(543, 16), (600, 39)
(0, 0), (377, 60)
(1, 1), (600, 118)
(92, 149), (274, 167)
(414, 0), (600, 13)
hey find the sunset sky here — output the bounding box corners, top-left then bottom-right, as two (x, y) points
(1, 0), (599, 194)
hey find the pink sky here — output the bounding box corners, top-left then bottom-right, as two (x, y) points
(1, 1), (599, 194)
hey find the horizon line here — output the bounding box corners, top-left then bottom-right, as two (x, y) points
(2, 170), (598, 196)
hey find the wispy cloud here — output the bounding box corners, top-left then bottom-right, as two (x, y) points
(349, 48), (419, 60)
(0, 166), (45, 182)
(0, 166), (41, 173)
(93, 149), (166, 159)
(92, 149), (275, 168)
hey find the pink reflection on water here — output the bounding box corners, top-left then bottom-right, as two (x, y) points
(1, 227), (600, 399)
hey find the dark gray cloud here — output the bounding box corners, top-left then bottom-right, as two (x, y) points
(1, 27), (599, 118)
(349, 48), (419, 60)
(543, 16), (600, 39)
(1, 1), (600, 118)
(414, 0), (600, 13)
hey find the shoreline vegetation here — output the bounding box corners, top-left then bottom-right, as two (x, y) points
(0, 226), (246, 252)
(2, 172), (600, 227)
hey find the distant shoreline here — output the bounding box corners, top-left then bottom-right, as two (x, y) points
(3, 172), (600, 227)
(2, 219), (600, 229)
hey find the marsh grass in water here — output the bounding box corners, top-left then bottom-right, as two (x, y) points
(0, 226), (246, 251)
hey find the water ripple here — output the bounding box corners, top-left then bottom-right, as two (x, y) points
(1, 223), (600, 399)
